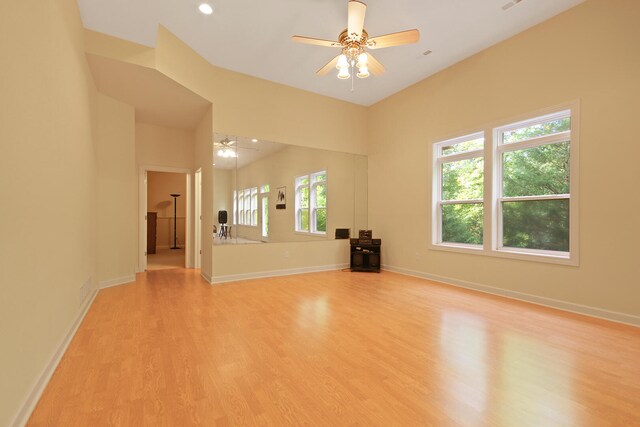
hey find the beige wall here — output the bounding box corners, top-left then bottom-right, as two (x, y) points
(135, 122), (196, 267)
(0, 0), (99, 424)
(367, 0), (640, 317)
(147, 171), (187, 248)
(97, 94), (136, 283)
(212, 240), (350, 282)
(213, 168), (234, 226)
(195, 107), (214, 280)
(135, 122), (195, 170)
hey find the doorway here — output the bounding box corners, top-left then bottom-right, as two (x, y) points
(138, 166), (192, 272)
(147, 171), (186, 269)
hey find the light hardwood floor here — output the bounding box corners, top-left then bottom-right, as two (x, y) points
(28, 269), (640, 426)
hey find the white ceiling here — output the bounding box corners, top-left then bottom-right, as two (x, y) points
(77, 0), (584, 106)
(214, 134), (286, 170)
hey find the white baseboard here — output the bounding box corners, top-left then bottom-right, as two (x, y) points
(383, 264), (640, 327)
(212, 263), (349, 284)
(201, 270), (212, 284)
(99, 275), (136, 289)
(10, 289), (98, 427)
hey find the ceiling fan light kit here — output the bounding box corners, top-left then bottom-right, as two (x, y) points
(292, 0), (419, 85)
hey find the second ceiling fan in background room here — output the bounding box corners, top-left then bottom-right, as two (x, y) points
(292, 0), (419, 84)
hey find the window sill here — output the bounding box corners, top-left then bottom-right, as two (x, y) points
(295, 231), (328, 238)
(430, 243), (578, 266)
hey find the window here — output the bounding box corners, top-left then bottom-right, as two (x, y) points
(250, 187), (258, 226)
(236, 187), (258, 226)
(244, 190), (251, 225)
(295, 171), (327, 234)
(434, 133), (484, 246)
(496, 111), (571, 254)
(260, 185), (269, 238)
(237, 189), (244, 225)
(432, 105), (578, 264)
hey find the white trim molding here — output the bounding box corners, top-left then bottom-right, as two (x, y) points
(10, 289), (98, 427)
(382, 264), (640, 328)
(212, 263), (348, 285)
(201, 271), (213, 284)
(99, 275), (136, 289)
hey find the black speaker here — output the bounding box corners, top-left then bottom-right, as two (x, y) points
(335, 228), (350, 239)
(368, 254), (380, 268)
(352, 252), (364, 267)
(218, 210), (228, 224)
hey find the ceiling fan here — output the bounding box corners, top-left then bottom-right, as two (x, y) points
(292, 0), (419, 80)
(214, 137), (237, 158)
(214, 137), (236, 148)
(214, 137), (259, 158)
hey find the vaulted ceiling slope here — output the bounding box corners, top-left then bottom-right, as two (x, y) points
(77, 0), (585, 106)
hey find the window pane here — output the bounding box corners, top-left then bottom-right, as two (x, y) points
(441, 203), (483, 245)
(503, 117), (570, 143)
(313, 173), (326, 183)
(316, 208), (326, 232)
(300, 209), (309, 231)
(502, 199), (569, 252)
(297, 176), (309, 186)
(442, 137), (484, 155)
(503, 142), (570, 197)
(261, 184), (270, 193)
(442, 158), (484, 200)
(299, 186), (309, 208)
(315, 184), (326, 208)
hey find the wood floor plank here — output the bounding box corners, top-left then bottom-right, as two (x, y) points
(27, 269), (640, 426)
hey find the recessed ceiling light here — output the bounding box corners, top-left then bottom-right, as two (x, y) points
(251, 138), (258, 143)
(198, 3), (214, 15)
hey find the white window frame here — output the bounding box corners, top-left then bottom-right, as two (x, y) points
(295, 175), (310, 233)
(295, 171), (327, 236)
(310, 171), (327, 234)
(236, 187), (258, 227)
(431, 102), (579, 265)
(260, 185), (269, 239)
(433, 132), (485, 250)
(243, 189), (251, 226)
(250, 187), (258, 226)
(237, 189), (245, 225)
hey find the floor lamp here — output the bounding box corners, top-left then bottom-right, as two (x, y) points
(170, 193), (180, 249)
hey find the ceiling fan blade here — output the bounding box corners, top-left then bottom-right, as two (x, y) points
(366, 52), (385, 76)
(347, 0), (367, 39)
(367, 29), (420, 49)
(317, 55), (341, 76)
(291, 35), (341, 47)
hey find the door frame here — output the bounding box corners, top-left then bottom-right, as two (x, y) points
(138, 165), (193, 272)
(194, 168), (202, 269)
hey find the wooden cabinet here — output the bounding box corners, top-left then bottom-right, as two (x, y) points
(147, 212), (157, 254)
(350, 238), (381, 272)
